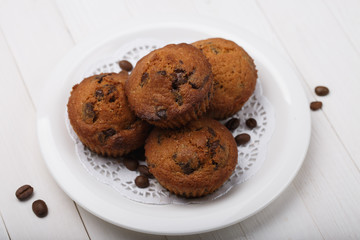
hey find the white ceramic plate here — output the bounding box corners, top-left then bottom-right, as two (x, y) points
(37, 18), (311, 235)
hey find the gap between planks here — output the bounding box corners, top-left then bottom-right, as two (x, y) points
(254, 0), (360, 176)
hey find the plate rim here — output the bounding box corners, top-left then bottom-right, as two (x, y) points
(36, 17), (311, 235)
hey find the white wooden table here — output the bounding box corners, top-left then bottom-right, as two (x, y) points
(1, 0), (360, 239)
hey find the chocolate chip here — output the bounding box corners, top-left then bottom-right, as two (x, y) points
(235, 134), (251, 146)
(123, 158), (139, 171)
(209, 140), (220, 157)
(15, 184), (33, 201)
(119, 60), (133, 72)
(246, 118), (257, 129)
(157, 70), (166, 76)
(172, 153), (177, 160)
(103, 128), (116, 137)
(207, 127), (216, 137)
(138, 165), (154, 178)
(171, 69), (188, 90)
(225, 118), (240, 131)
(98, 128), (116, 144)
(109, 96), (116, 102)
(172, 90), (183, 106)
(179, 60), (184, 64)
(135, 175), (149, 188)
(32, 200), (48, 218)
(106, 85), (116, 95)
(211, 159), (219, 170)
(82, 103), (96, 123)
(180, 162), (195, 175)
(95, 74), (107, 83)
(189, 82), (199, 89)
(211, 47), (219, 54)
(95, 89), (104, 100)
(140, 72), (149, 87)
(310, 101), (322, 111)
(156, 109), (167, 119)
(315, 86), (329, 96)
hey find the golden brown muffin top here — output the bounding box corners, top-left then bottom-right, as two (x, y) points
(192, 38), (257, 119)
(125, 43), (213, 124)
(67, 72), (150, 155)
(145, 118), (238, 194)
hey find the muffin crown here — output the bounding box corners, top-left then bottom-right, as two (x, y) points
(67, 72), (150, 156)
(125, 43), (213, 127)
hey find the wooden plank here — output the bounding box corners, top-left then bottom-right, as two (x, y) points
(55, 0), (132, 43)
(0, 23), (89, 240)
(0, 213), (10, 240)
(292, 108), (360, 239)
(323, 0), (360, 54)
(240, 185), (324, 240)
(257, 0), (360, 165)
(256, 0), (360, 238)
(0, 0), (74, 107)
(77, 207), (166, 240)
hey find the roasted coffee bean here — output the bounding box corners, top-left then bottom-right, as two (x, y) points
(225, 118), (240, 131)
(310, 101), (322, 111)
(235, 133), (251, 146)
(315, 86), (329, 96)
(123, 158), (139, 171)
(246, 118), (257, 129)
(15, 184), (33, 201)
(138, 165), (154, 178)
(32, 200), (48, 218)
(118, 60), (133, 72)
(135, 175), (149, 188)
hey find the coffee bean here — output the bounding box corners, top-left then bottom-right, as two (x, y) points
(315, 86), (329, 96)
(32, 200), (48, 218)
(15, 184), (33, 201)
(135, 175), (149, 188)
(246, 118), (257, 129)
(235, 133), (251, 146)
(123, 158), (139, 171)
(310, 101), (322, 111)
(225, 118), (240, 131)
(138, 165), (154, 178)
(118, 60), (133, 72)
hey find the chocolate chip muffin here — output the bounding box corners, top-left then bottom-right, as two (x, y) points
(67, 72), (151, 157)
(125, 43), (213, 128)
(145, 118), (238, 198)
(192, 38), (257, 119)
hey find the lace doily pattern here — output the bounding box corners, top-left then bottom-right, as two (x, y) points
(67, 39), (275, 205)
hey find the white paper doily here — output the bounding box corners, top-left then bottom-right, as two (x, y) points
(66, 38), (275, 205)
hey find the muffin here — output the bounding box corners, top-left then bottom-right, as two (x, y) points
(125, 43), (213, 128)
(145, 118), (238, 198)
(192, 38), (257, 119)
(67, 71), (151, 157)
